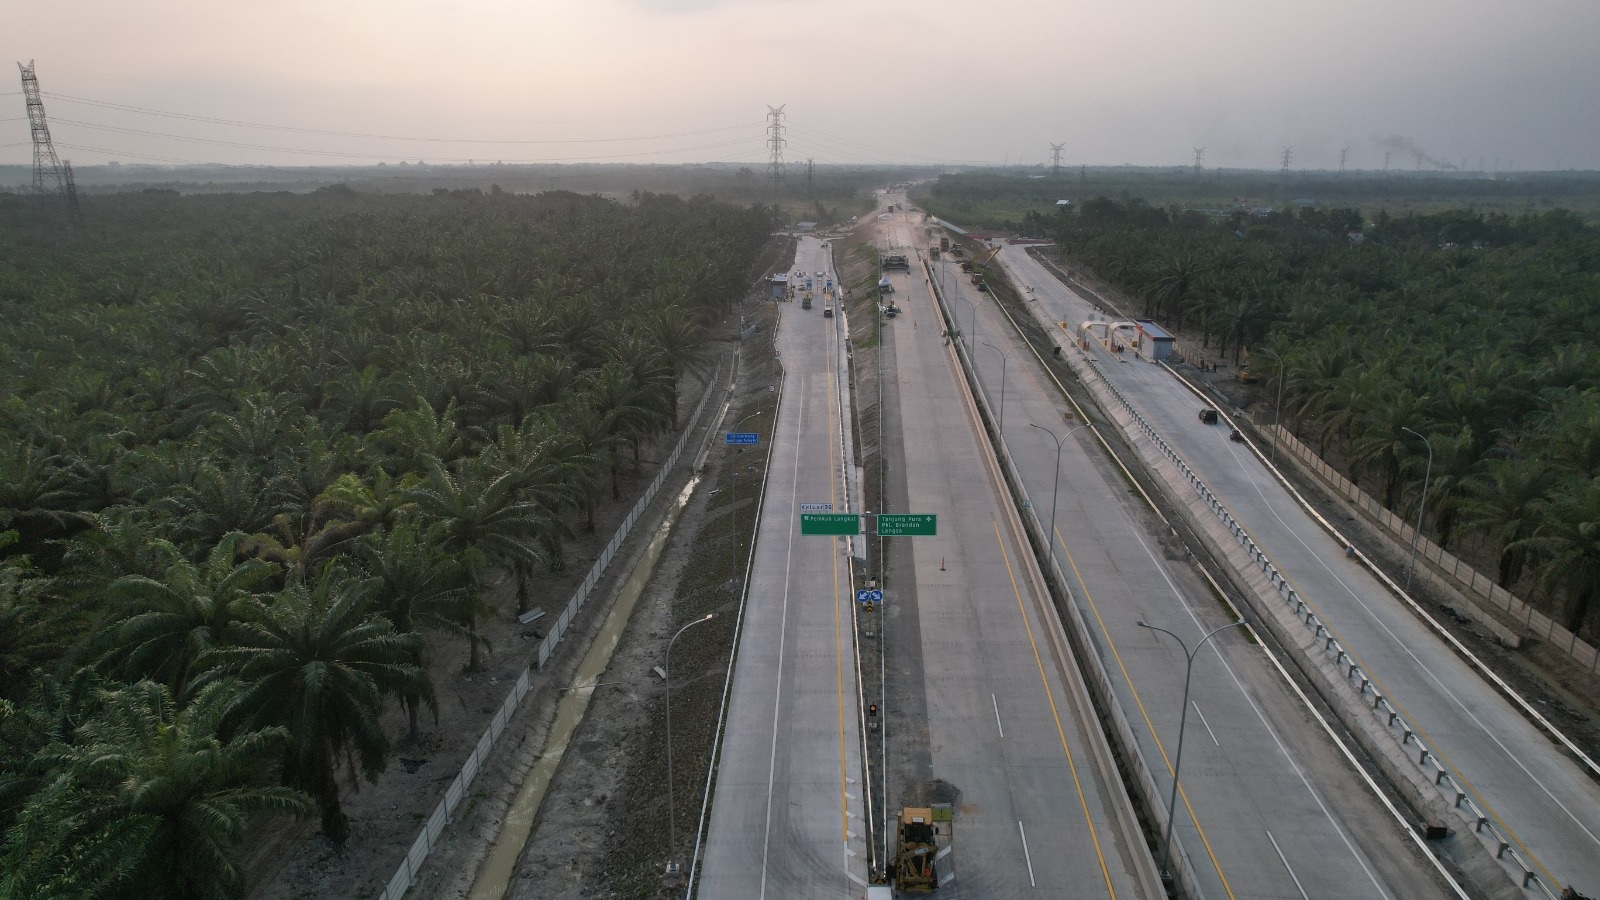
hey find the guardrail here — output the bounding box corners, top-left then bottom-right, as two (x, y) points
(377, 360), (723, 900)
(1084, 356), (1556, 899)
(1264, 422), (1599, 674)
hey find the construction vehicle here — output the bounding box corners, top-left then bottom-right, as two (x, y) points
(883, 254), (910, 270)
(939, 236), (950, 252)
(1236, 368), (1261, 384)
(929, 245), (941, 260)
(891, 805), (952, 892)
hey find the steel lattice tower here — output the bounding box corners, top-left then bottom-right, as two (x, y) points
(1050, 143), (1064, 177)
(18, 60), (80, 221)
(766, 105), (786, 189)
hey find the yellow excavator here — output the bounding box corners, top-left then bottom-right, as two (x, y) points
(891, 805), (953, 892)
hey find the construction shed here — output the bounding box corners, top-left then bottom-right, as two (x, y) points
(1135, 319), (1176, 362)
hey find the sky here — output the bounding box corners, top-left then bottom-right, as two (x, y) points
(6, 0), (1600, 172)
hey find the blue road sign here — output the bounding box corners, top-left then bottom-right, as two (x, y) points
(856, 589), (884, 603)
(725, 432), (760, 445)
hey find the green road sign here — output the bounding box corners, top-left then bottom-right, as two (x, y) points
(801, 513), (861, 535)
(876, 513), (937, 536)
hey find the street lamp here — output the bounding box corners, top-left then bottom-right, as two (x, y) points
(1257, 347), (1285, 464)
(728, 411), (764, 590)
(1137, 618), (1248, 887)
(957, 295), (977, 354)
(981, 342), (1010, 438)
(1401, 426), (1433, 591)
(664, 612), (717, 885)
(1029, 422), (1094, 570)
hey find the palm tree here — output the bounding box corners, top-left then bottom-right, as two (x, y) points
(353, 522), (472, 742)
(0, 679), (310, 900)
(1457, 457), (1551, 587)
(95, 533), (276, 702)
(199, 566), (426, 845)
(1511, 478), (1600, 635)
(404, 461), (551, 667)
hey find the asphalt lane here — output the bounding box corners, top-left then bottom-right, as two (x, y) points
(698, 237), (867, 898)
(996, 242), (1600, 895)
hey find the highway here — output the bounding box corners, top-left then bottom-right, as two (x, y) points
(697, 237), (869, 897)
(990, 239), (1600, 897)
(870, 204), (1160, 898)
(883, 204), (1449, 899)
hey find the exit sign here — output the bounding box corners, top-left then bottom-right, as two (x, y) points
(801, 513), (861, 535)
(876, 514), (937, 536)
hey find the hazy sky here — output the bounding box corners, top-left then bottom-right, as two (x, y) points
(6, 0), (1599, 171)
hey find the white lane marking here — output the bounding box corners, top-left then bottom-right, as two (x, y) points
(1129, 528), (1392, 898)
(1266, 830), (1310, 900)
(759, 373), (807, 900)
(992, 693), (1005, 738)
(1018, 821), (1037, 887)
(1192, 701), (1220, 746)
(1232, 446), (1600, 850)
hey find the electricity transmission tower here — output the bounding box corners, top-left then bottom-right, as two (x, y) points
(1339, 146), (1349, 174)
(805, 158), (814, 193)
(1192, 147), (1204, 178)
(765, 105), (786, 190)
(1279, 146), (1293, 176)
(18, 60), (81, 222)
(1050, 143), (1064, 177)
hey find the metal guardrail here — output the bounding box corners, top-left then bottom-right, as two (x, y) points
(377, 361), (723, 900)
(1084, 356), (1557, 899)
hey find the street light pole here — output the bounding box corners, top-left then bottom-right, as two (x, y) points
(664, 612), (717, 885)
(1401, 426), (1433, 591)
(728, 411), (764, 590)
(981, 342), (1010, 439)
(1029, 422), (1094, 572)
(1258, 347), (1285, 464)
(1137, 618), (1248, 887)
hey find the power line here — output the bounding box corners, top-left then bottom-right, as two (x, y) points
(18, 61), (80, 222)
(43, 91), (761, 145)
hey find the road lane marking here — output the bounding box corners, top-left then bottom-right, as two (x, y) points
(1191, 701), (1219, 746)
(992, 693), (1005, 738)
(1049, 526), (1237, 900)
(1126, 525), (1390, 898)
(1207, 460), (1584, 885)
(828, 353), (850, 849)
(991, 518), (1116, 899)
(759, 373), (807, 900)
(1018, 821), (1037, 887)
(1265, 831), (1310, 900)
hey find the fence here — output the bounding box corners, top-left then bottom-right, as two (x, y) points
(1267, 424), (1600, 674)
(377, 360), (724, 900)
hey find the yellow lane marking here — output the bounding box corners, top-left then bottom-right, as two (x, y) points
(992, 519), (1116, 899)
(827, 346), (849, 845)
(1054, 528), (1237, 899)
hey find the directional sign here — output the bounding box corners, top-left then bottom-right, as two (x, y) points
(876, 513), (937, 536)
(799, 503), (833, 512)
(801, 513), (861, 535)
(856, 589), (884, 604)
(725, 432), (760, 445)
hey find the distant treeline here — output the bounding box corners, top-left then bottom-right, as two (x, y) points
(0, 186), (770, 897)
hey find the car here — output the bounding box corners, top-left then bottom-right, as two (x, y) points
(823, 306), (834, 318)
(816, 270), (824, 277)
(1198, 408), (1219, 425)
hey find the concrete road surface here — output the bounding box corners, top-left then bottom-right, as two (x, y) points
(994, 240), (1600, 897)
(872, 201), (1161, 899)
(698, 237), (869, 898)
(903, 225), (1454, 899)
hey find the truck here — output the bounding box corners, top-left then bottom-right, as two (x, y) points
(940, 236), (950, 252)
(802, 292), (812, 310)
(929, 245), (941, 260)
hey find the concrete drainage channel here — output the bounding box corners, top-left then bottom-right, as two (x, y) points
(466, 476), (701, 900)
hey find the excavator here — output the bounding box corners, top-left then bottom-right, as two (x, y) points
(890, 804), (953, 892)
